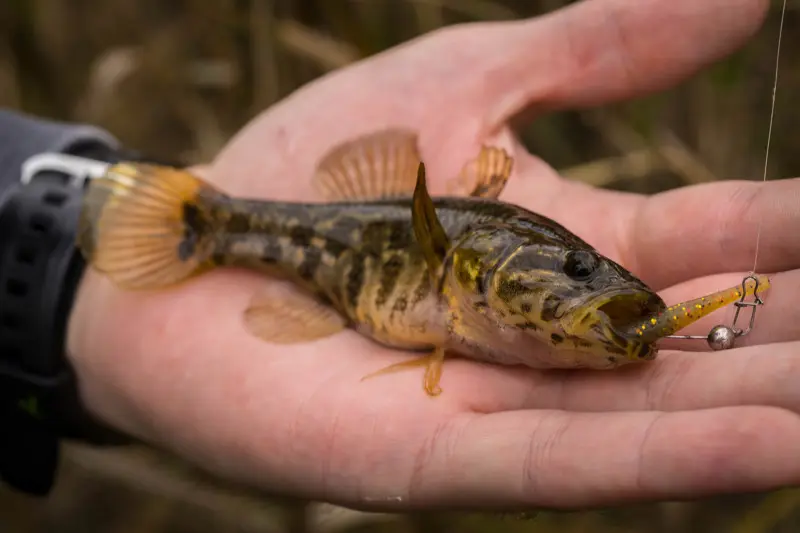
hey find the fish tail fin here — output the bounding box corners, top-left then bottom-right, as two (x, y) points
(632, 274), (771, 342)
(78, 163), (228, 290)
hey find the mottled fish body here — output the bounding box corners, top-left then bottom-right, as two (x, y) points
(77, 129), (770, 396)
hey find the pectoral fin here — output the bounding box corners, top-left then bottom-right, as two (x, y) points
(244, 283), (346, 344)
(360, 347), (446, 396)
(412, 162), (451, 280)
(446, 145), (514, 199)
(312, 129), (422, 201)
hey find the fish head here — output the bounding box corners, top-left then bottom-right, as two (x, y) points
(467, 239), (666, 365)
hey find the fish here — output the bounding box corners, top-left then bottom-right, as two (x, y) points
(76, 128), (770, 396)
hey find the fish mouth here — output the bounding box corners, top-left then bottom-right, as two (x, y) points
(592, 289), (665, 336)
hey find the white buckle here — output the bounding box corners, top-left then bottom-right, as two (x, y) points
(21, 153), (111, 188)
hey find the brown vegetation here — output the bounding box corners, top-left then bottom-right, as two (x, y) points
(1, 1), (799, 531)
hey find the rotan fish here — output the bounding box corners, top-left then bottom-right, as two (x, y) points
(76, 129), (770, 396)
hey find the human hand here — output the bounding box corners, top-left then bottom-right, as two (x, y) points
(67, 0), (800, 511)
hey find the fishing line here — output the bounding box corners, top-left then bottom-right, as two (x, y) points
(752, 0), (787, 273)
(665, 0), (786, 349)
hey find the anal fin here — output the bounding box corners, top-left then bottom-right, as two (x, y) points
(244, 282), (346, 344)
(312, 129), (422, 201)
(360, 346), (446, 396)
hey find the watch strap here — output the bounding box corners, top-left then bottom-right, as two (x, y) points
(0, 109), (120, 193)
(0, 110), (132, 495)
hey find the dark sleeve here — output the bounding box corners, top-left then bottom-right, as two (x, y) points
(0, 109), (128, 496)
(0, 109), (120, 195)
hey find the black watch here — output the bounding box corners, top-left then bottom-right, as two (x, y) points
(0, 111), (147, 496)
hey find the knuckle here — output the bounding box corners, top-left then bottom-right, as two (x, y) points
(714, 181), (763, 262)
(635, 412), (666, 493)
(521, 413), (571, 497)
(637, 408), (786, 495)
(409, 416), (470, 501)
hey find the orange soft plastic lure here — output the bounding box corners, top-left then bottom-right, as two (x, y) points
(628, 274), (770, 344)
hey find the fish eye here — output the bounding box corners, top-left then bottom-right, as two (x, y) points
(563, 250), (599, 281)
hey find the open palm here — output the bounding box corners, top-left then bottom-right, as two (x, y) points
(68, 0), (800, 511)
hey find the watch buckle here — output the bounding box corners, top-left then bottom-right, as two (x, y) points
(21, 153), (111, 189)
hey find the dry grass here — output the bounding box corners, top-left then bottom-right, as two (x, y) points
(1, 1), (800, 532)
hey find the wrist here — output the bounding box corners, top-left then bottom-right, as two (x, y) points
(0, 110), (135, 495)
(63, 164), (215, 444)
(64, 271), (149, 442)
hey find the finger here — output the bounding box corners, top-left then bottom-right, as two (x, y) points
(467, 0), (769, 130)
(444, 261), (799, 416)
(446, 265), (797, 415)
(210, 0), (768, 199)
(408, 406), (800, 509)
(448, 338), (800, 417)
(622, 178), (800, 289)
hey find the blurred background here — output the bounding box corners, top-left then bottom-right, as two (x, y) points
(1, 0), (799, 531)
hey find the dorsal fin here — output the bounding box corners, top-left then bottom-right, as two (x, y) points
(412, 162), (450, 279)
(312, 129), (422, 201)
(446, 145), (514, 199)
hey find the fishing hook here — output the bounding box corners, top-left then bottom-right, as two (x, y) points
(664, 274), (766, 351)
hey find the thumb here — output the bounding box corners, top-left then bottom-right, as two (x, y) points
(443, 0), (769, 133)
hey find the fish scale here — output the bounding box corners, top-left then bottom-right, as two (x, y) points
(208, 196), (498, 350)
